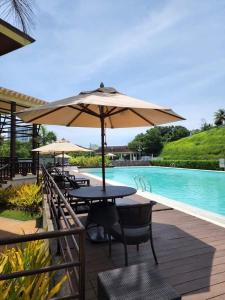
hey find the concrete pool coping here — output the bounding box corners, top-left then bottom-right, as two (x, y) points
(82, 172), (225, 229)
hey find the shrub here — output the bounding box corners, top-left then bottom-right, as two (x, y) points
(0, 187), (14, 206)
(8, 184), (42, 213)
(69, 155), (111, 167)
(0, 239), (67, 299)
(150, 160), (220, 170)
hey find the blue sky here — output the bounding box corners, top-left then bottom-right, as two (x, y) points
(1, 0), (225, 147)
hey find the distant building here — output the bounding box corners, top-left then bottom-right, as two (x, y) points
(96, 145), (138, 161)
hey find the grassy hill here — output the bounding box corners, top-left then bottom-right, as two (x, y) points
(161, 127), (225, 160)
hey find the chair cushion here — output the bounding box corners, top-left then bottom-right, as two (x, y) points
(110, 224), (150, 245)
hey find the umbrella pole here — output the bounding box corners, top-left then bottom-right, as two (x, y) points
(100, 109), (106, 191)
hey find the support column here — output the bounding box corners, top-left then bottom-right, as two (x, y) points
(32, 124), (38, 175)
(10, 101), (16, 179)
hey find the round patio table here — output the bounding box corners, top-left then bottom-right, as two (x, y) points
(68, 186), (137, 242)
(68, 185), (136, 201)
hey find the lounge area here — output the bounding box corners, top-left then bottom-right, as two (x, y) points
(39, 166), (225, 300)
(78, 174), (225, 300)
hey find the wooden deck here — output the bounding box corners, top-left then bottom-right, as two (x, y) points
(77, 176), (225, 300)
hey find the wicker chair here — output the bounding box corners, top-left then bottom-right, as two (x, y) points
(108, 202), (158, 266)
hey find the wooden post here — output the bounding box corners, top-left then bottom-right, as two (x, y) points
(32, 124), (38, 175)
(10, 101), (16, 179)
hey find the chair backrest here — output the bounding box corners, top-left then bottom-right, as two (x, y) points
(53, 174), (66, 188)
(66, 176), (80, 189)
(117, 202), (155, 228)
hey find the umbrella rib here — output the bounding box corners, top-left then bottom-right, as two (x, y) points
(68, 105), (100, 118)
(156, 109), (185, 120)
(66, 104), (90, 126)
(105, 107), (114, 129)
(26, 106), (64, 123)
(107, 107), (128, 117)
(129, 108), (155, 126)
(105, 107), (117, 115)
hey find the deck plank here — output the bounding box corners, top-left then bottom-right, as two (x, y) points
(72, 175), (225, 299)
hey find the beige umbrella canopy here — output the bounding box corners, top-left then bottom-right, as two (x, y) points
(32, 140), (91, 154)
(18, 83), (185, 190)
(32, 139), (91, 172)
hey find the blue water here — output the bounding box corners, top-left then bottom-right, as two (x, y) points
(84, 167), (225, 216)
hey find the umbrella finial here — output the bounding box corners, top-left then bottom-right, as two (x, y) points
(100, 82), (104, 88)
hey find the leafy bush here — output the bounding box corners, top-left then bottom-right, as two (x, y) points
(69, 155), (111, 167)
(0, 187), (14, 206)
(8, 184), (42, 213)
(0, 239), (67, 299)
(150, 160), (220, 170)
(0, 184), (42, 213)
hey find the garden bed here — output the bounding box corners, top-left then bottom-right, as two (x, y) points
(0, 209), (41, 221)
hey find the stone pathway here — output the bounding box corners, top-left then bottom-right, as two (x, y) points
(0, 217), (38, 252)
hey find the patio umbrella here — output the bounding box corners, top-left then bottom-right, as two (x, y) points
(32, 139), (91, 171)
(18, 83), (185, 190)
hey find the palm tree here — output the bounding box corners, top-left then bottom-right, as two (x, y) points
(214, 109), (225, 126)
(0, 0), (34, 33)
(39, 126), (57, 146)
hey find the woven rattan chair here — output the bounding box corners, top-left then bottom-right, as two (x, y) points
(108, 202), (158, 266)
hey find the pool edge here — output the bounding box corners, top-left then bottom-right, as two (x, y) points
(82, 172), (225, 229)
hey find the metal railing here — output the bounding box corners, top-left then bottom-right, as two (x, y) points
(0, 165), (85, 300)
(133, 175), (152, 192)
(0, 163), (10, 183)
(42, 165), (86, 299)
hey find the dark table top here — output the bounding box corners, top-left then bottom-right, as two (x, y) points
(68, 185), (137, 200)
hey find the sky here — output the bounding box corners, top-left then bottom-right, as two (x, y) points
(1, 0), (225, 147)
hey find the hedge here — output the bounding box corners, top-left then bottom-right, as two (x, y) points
(69, 155), (111, 168)
(150, 160), (220, 170)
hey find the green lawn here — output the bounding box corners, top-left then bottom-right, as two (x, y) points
(0, 209), (41, 221)
(161, 126), (225, 160)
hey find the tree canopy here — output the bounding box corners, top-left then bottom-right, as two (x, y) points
(128, 125), (190, 156)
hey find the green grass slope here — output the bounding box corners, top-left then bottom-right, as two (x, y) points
(161, 127), (225, 160)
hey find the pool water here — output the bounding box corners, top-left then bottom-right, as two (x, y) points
(84, 167), (225, 216)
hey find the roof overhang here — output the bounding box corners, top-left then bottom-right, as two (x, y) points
(0, 87), (47, 113)
(0, 18), (35, 56)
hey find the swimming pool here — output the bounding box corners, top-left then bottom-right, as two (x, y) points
(84, 166), (225, 217)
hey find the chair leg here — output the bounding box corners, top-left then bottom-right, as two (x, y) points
(136, 244), (139, 252)
(108, 234), (112, 257)
(149, 225), (158, 264)
(124, 243), (128, 266)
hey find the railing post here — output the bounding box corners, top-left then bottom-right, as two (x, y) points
(32, 124), (38, 175)
(10, 101), (16, 179)
(79, 231), (86, 300)
(56, 194), (61, 255)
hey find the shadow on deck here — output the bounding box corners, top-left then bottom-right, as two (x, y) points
(81, 208), (225, 300)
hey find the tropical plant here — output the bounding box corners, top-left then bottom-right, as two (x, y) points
(39, 126), (57, 146)
(0, 0), (34, 33)
(214, 109), (225, 126)
(0, 187), (14, 206)
(0, 239), (67, 299)
(8, 183), (42, 213)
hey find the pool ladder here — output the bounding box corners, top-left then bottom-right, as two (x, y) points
(133, 175), (152, 192)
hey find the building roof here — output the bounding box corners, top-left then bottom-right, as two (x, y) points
(0, 18), (35, 56)
(0, 87), (47, 113)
